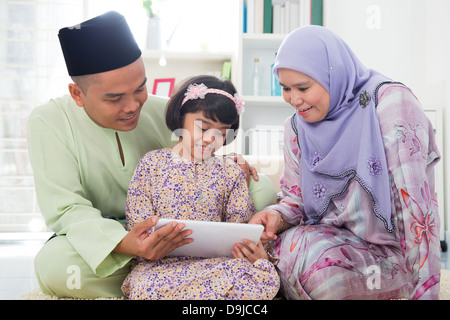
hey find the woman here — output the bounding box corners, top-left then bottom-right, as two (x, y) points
(250, 26), (441, 300)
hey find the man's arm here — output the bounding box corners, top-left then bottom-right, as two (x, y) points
(27, 101), (131, 277)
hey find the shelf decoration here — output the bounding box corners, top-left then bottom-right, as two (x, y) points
(221, 61), (232, 80)
(142, 0), (165, 50)
(152, 78), (175, 97)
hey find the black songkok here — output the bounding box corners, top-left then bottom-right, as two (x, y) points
(58, 11), (141, 76)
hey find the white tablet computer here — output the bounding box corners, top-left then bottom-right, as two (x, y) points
(154, 218), (264, 258)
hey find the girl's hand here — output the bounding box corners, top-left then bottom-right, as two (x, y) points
(232, 239), (268, 263)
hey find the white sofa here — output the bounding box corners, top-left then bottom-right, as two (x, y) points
(246, 155), (284, 193)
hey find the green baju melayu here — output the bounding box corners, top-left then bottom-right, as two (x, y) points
(27, 94), (276, 298)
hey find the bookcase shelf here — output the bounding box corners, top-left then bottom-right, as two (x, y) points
(241, 33), (286, 49)
(232, 0), (322, 155)
(141, 50), (233, 98)
(142, 50), (233, 63)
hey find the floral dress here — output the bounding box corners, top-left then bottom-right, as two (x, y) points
(121, 148), (280, 300)
(267, 84), (441, 300)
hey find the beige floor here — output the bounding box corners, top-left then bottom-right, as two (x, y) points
(1, 238), (450, 300)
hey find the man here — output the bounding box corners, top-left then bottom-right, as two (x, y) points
(27, 11), (276, 298)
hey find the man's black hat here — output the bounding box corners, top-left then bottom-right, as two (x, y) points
(58, 11), (141, 76)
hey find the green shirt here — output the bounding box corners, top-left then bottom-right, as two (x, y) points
(27, 94), (175, 277)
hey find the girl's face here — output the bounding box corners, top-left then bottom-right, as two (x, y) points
(177, 111), (232, 162)
(278, 68), (330, 123)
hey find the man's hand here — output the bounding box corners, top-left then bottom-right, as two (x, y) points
(114, 216), (193, 260)
(224, 153), (258, 185)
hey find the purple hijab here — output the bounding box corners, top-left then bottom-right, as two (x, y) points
(273, 25), (394, 232)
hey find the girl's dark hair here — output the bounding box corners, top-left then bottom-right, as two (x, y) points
(165, 75), (240, 145)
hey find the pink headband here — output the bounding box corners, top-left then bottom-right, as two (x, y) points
(181, 83), (245, 115)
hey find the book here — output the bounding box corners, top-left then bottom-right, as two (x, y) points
(311, 0), (323, 26)
(243, 0), (247, 32)
(263, 0), (273, 33)
(271, 0), (323, 33)
(300, 0), (311, 27)
(245, 0), (254, 33)
(284, 1), (290, 34)
(273, 4), (282, 34)
(290, 2), (299, 32)
(254, 0), (264, 33)
(249, 0), (322, 35)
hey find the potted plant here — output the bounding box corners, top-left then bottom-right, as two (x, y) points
(142, 0), (165, 50)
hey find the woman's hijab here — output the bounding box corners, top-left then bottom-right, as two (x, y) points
(273, 25), (394, 232)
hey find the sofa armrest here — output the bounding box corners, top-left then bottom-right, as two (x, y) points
(246, 155), (284, 193)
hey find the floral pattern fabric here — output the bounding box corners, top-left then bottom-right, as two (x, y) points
(121, 148), (280, 300)
(267, 85), (441, 300)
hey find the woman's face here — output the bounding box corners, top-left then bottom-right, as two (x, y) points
(278, 68), (330, 123)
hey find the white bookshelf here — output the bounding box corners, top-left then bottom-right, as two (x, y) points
(229, 1), (293, 156)
(142, 50), (233, 94)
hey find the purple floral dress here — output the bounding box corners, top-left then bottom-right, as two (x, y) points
(121, 148), (280, 300)
(267, 84), (441, 300)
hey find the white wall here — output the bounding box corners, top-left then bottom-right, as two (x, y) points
(324, 0), (450, 234)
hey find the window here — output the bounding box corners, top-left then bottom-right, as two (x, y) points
(0, 1), (83, 233)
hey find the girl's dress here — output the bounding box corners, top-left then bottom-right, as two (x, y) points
(121, 148), (280, 300)
(269, 84), (441, 300)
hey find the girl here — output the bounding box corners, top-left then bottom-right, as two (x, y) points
(121, 75), (280, 300)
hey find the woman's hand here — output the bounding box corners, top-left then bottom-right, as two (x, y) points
(224, 153), (258, 185)
(114, 216), (193, 260)
(232, 239), (268, 263)
(248, 209), (281, 244)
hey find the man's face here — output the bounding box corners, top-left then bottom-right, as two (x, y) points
(73, 58), (148, 131)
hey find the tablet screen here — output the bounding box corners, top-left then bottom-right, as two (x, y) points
(154, 218), (264, 258)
